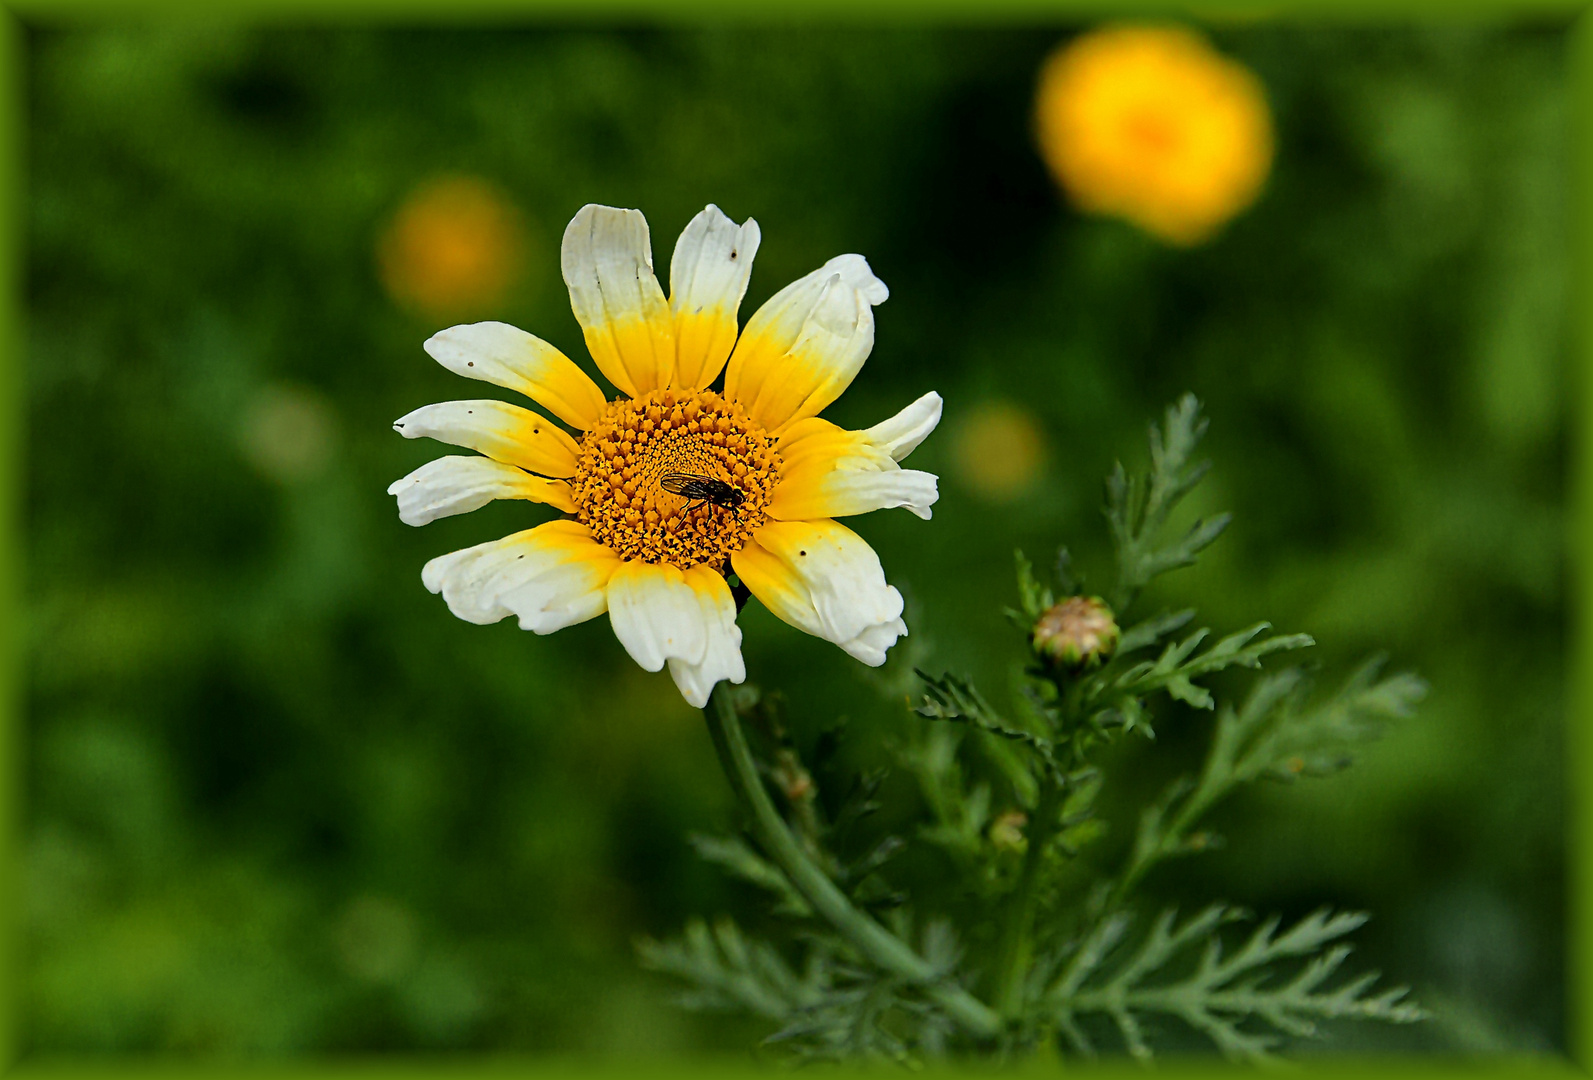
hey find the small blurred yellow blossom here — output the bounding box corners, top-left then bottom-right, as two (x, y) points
(952, 401), (1045, 502)
(378, 175), (529, 317)
(332, 893), (419, 985)
(1035, 24), (1273, 245)
(237, 382), (338, 484)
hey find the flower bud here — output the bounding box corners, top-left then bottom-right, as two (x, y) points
(989, 810), (1029, 853)
(1032, 596), (1120, 669)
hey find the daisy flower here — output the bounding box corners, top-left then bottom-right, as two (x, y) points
(389, 203), (941, 707)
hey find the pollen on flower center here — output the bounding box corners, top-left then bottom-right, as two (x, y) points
(571, 388), (781, 570)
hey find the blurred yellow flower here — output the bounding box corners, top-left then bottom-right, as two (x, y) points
(237, 383), (338, 484)
(952, 401), (1045, 502)
(378, 175), (529, 317)
(1035, 25), (1273, 245)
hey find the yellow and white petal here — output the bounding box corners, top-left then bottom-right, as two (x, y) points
(768, 403), (942, 521)
(388, 455), (575, 526)
(731, 519), (907, 667)
(425, 322), (608, 431)
(769, 466), (938, 522)
(669, 204), (761, 392)
(561, 204), (676, 398)
(605, 560), (708, 673)
(862, 391), (943, 461)
(773, 416), (894, 473)
(421, 519), (621, 632)
(666, 565), (746, 708)
(723, 254), (888, 435)
(393, 400), (580, 478)
(777, 392), (943, 468)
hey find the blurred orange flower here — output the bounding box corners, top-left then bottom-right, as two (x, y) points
(952, 400), (1045, 502)
(1035, 25), (1273, 246)
(378, 175), (528, 317)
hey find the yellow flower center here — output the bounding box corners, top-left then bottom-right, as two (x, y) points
(571, 388), (781, 570)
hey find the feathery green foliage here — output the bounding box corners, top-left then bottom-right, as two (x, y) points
(1045, 906), (1425, 1063)
(641, 396), (1427, 1062)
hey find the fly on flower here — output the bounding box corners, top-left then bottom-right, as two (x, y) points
(388, 203), (942, 707)
(658, 471), (746, 514)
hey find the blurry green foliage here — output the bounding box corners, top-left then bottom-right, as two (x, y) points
(25, 22), (1565, 1056)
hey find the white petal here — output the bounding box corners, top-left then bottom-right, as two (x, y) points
(393, 399), (580, 477)
(669, 205), (761, 391)
(838, 616), (908, 667)
(605, 561), (708, 673)
(863, 391), (943, 461)
(387, 455), (573, 526)
(421, 520), (620, 632)
(666, 565), (746, 708)
(424, 322), (608, 430)
(561, 204), (675, 397)
(731, 519), (907, 667)
(723, 254), (889, 434)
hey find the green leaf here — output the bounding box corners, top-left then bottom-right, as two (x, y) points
(1046, 907), (1426, 1063)
(1106, 395), (1230, 612)
(1137, 513), (1232, 582)
(1099, 622), (1315, 712)
(898, 724), (988, 861)
(1220, 655), (1426, 786)
(1117, 608), (1197, 654)
(1112, 656), (1424, 904)
(1015, 549), (1054, 620)
(1053, 546), (1080, 596)
(638, 916), (822, 1021)
(689, 832), (813, 918)
(914, 669), (1060, 772)
(1165, 675), (1214, 710)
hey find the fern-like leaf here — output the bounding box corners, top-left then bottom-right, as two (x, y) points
(1100, 622), (1315, 712)
(1115, 657), (1424, 901)
(638, 916), (823, 1021)
(1106, 394), (1232, 611)
(1045, 907), (1426, 1063)
(914, 669), (1061, 772)
(688, 832), (813, 918)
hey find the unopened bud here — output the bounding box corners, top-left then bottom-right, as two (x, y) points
(1032, 596), (1119, 669)
(989, 810), (1028, 853)
(773, 749), (815, 805)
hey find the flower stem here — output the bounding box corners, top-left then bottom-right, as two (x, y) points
(991, 674), (1086, 1019)
(991, 773), (1063, 1018)
(702, 683), (1003, 1042)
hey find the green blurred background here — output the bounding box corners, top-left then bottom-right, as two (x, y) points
(24, 20), (1567, 1057)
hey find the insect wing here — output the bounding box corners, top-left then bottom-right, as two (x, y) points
(659, 471), (704, 497)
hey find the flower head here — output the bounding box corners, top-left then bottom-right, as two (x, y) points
(389, 204), (941, 707)
(1035, 24), (1273, 246)
(1032, 596), (1119, 670)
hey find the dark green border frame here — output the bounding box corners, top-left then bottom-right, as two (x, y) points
(0, 4), (1584, 1075)
(1570, 6), (1589, 1075)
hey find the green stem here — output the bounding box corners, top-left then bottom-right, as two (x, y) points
(702, 684), (1003, 1042)
(991, 673), (1090, 1016)
(991, 774), (1063, 1017)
